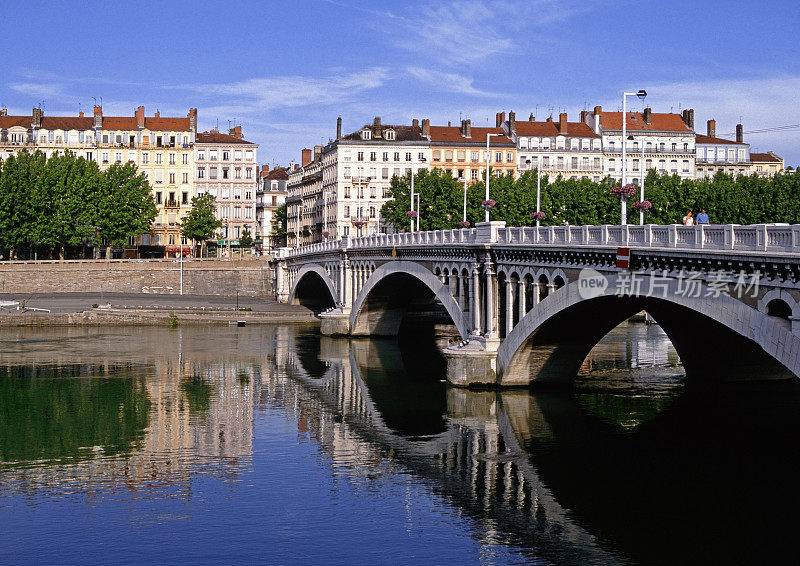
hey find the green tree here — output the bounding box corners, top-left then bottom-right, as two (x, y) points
(94, 163), (157, 259)
(271, 203), (287, 247)
(180, 193), (222, 257)
(239, 225), (254, 249)
(0, 150), (46, 259)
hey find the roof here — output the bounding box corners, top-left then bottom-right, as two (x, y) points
(196, 130), (256, 145)
(599, 112), (692, 133)
(750, 152), (783, 163)
(428, 125), (514, 145)
(512, 120), (599, 138)
(341, 124), (426, 143)
(695, 134), (746, 146)
(264, 166), (289, 180)
(0, 114), (191, 132)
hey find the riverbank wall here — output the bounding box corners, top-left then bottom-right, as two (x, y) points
(0, 259), (274, 296)
(0, 309), (318, 327)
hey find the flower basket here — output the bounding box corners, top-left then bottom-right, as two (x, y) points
(531, 211), (546, 221)
(481, 199), (497, 211)
(405, 210), (418, 218)
(610, 184), (637, 199)
(322, 231), (330, 238)
(632, 200), (652, 211)
(459, 220), (471, 228)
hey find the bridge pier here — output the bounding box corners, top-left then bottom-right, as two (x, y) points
(319, 309), (351, 336)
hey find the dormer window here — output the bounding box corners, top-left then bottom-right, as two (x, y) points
(361, 130), (372, 140)
(385, 130), (395, 140)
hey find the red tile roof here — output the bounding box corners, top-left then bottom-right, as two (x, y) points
(196, 130), (256, 145)
(264, 166), (289, 180)
(599, 112), (692, 133)
(695, 134), (746, 145)
(341, 124), (426, 142)
(0, 114), (191, 132)
(512, 120), (598, 138)
(0, 115), (35, 128)
(428, 125), (514, 145)
(750, 152), (783, 163)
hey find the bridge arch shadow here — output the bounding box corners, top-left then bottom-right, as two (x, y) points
(349, 261), (469, 339)
(290, 264), (337, 312)
(498, 277), (799, 386)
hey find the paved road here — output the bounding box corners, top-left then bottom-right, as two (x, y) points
(0, 292), (312, 315)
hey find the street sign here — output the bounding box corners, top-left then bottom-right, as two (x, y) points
(616, 247), (630, 269)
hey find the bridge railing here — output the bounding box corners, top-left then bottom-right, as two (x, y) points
(279, 223), (800, 258)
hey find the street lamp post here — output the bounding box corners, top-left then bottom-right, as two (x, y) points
(621, 89), (647, 225)
(630, 134), (646, 225)
(409, 157), (426, 232)
(462, 175), (468, 225)
(526, 159), (542, 227)
(485, 133), (504, 222)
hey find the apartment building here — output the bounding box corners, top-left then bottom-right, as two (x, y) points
(256, 165), (289, 250)
(287, 147), (323, 247)
(695, 119), (751, 178)
(0, 105), (197, 248)
(194, 127), (258, 250)
(586, 106), (695, 182)
(750, 152), (785, 177)
(429, 116), (516, 182)
(504, 111), (602, 181)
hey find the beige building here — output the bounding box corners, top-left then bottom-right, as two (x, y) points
(429, 116), (516, 182)
(750, 151), (784, 177)
(194, 127), (258, 251)
(256, 165), (289, 250)
(0, 105), (197, 250)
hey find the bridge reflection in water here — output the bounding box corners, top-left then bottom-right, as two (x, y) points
(1, 325), (799, 564)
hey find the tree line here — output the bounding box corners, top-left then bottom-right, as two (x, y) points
(0, 150), (156, 259)
(380, 168), (800, 230)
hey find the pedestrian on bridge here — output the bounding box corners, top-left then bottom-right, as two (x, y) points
(697, 209), (710, 225)
(683, 211), (695, 226)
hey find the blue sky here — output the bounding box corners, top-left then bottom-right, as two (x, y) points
(2, 0), (798, 166)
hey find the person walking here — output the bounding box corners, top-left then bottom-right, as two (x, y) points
(682, 211), (695, 226)
(696, 209), (710, 225)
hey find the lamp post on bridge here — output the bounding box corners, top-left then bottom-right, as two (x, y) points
(621, 89), (647, 225)
(485, 132), (505, 223)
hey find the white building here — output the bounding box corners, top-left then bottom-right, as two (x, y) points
(256, 165), (288, 250)
(505, 111), (603, 181)
(586, 106), (696, 183)
(695, 120), (751, 178)
(194, 128), (258, 250)
(287, 148), (323, 247)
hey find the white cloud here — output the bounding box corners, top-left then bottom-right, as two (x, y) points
(406, 67), (499, 97)
(10, 82), (64, 100)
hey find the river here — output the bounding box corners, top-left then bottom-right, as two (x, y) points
(1, 323), (798, 565)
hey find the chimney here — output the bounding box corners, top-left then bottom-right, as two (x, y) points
(0, 107), (7, 117)
(229, 125), (243, 139)
(261, 164), (270, 174)
(294, 163), (299, 170)
(314, 145), (323, 161)
(580, 110), (588, 123)
(736, 124), (744, 143)
(78, 111), (84, 118)
(592, 106), (602, 134)
(559, 112), (568, 133)
(93, 106), (103, 128)
(32, 107), (43, 128)
(188, 108), (197, 132)
(336, 116), (342, 140)
(688, 109), (694, 129)
(301, 148), (312, 167)
(422, 118), (430, 137)
(461, 119), (472, 138)
(373, 116), (381, 127)
(509, 111), (516, 132)
(546, 115), (553, 123)
(495, 112), (502, 127)
(643, 107), (652, 125)
(136, 105), (145, 128)
(529, 112), (535, 121)
(707, 119), (716, 138)
(412, 118), (419, 129)
(681, 109), (694, 128)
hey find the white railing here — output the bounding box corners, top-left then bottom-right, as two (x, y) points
(280, 223), (800, 258)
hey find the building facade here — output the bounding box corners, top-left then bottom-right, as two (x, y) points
(0, 105), (197, 248)
(256, 165), (289, 251)
(287, 147), (323, 247)
(504, 111), (602, 181)
(695, 120), (751, 178)
(750, 152), (785, 177)
(429, 117), (516, 182)
(585, 106), (696, 183)
(194, 128), (258, 251)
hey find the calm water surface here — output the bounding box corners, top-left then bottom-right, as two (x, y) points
(0, 323), (799, 565)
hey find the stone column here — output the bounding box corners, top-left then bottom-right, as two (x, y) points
(342, 255), (352, 308)
(460, 273), (469, 312)
(518, 279), (527, 321)
(532, 283), (541, 306)
(484, 253), (497, 338)
(471, 262), (482, 335)
(505, 278), (514, 336)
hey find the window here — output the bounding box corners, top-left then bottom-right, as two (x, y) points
(169, 172), (176, 184)
(361, 130), (371, 140)
(142, 153), (149, 165)
(102, 152), (109, 164)
(383, 152), (389, 161)
(198, 151), (205, 161)
(246, 191), (252, 199)
(682, 160), (690, 172)
(156, 192), (163, 204)
(382, 167), (389, 179)
(457, 150), (465, 162)
(344, 205), (350, 216)
(182, 154), (188, 165)
(405, 152), (411, 161)
(394, 152), (400, 161)
(245, 150), (253, 160)
(246, 167), (252, 179)
(169, 153), (176, 165)
(445, 150), (453, 162)
(357, 151), (364, 161)
(672, 143), (677, 151)
(155, 153), (163, 164)
(234, 150), (242, 161)
(223, 151), (230, 161)
(370, 206), (376, 218)
(198, 166), (205, 178)
(235, 167), (242, 179)
(433, 150), (441, 161)
(154, 170), (163, 184)
(222, 167), (229, 179)
(370, 152), (377, 161)
(210, 150), (218, 161)
(344, 167), (351, 178)
(115, 152), (122, 163)
(506, 152), (513, 163)
(222, 188), (230, 199)
(393, 167), (400, 177)
(495, 151), (502, 163)
(182, 172), (188, 184)
(370, 187), (376, 198)
(234, 206), (241, 219)
(471, 151), (479, 162)
(182, 192), (188, 205)
(234, 188), (242, 200)
(608, 141), (615, 151)
(683, 143), (689, 152)
(385, 130), (395, 140)
(471, 170), (479, 180)
(344, 186), (351, 198)
(608, 158), (616, 171)
(210, 167), (218, 180)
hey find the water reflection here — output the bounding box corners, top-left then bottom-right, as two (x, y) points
(2, 324), (799, 564)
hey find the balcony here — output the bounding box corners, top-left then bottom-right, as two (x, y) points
(164, 200), (180, 209)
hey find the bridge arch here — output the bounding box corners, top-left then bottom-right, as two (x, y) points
(497, 275), (800, 386)
(349, 261), (469, 339)
(290, 264), (338, 311)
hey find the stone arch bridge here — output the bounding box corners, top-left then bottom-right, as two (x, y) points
(273, 221), (800, 387)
